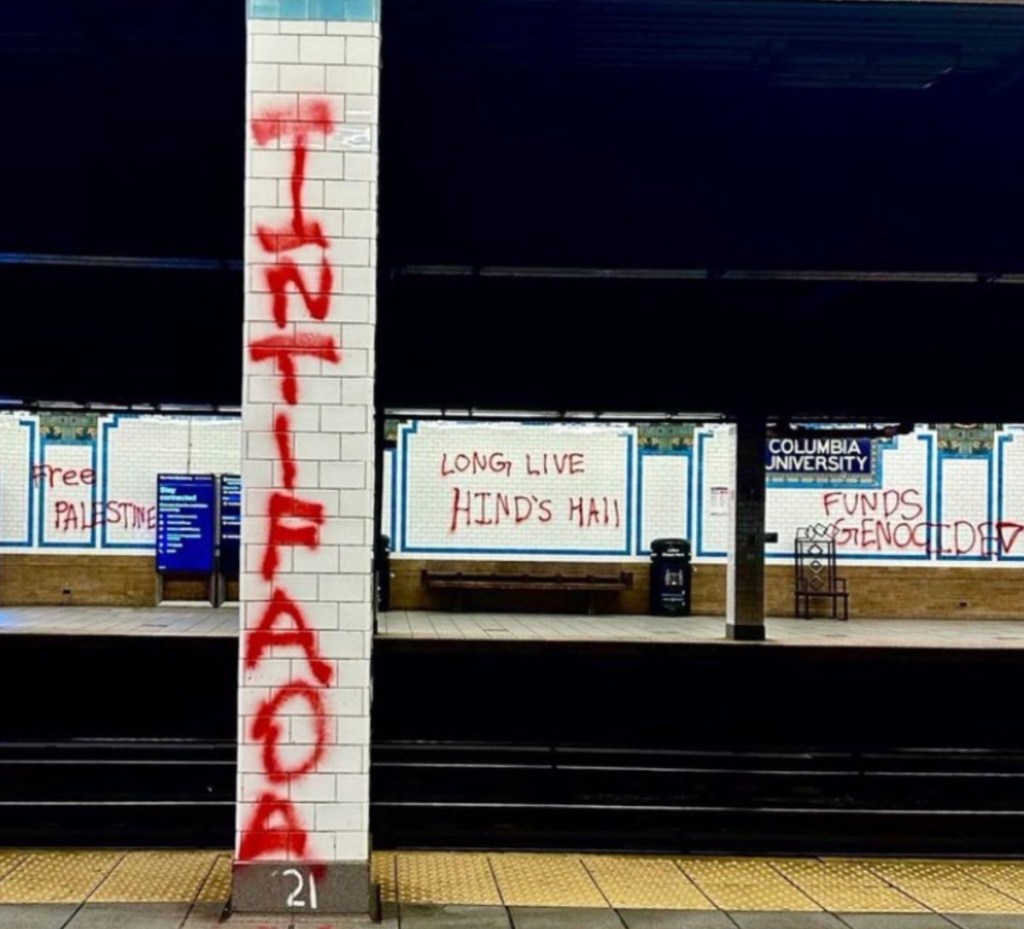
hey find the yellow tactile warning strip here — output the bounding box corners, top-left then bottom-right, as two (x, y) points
(10, 849), (1024, 912)
(91, 851), (220, 903)
(0, 850), (28, 881)
(196, 854), (233, 904)
(371, 850), (398, 905)
(772, 858), (926, 913)
(581, 855), (714, 910)
(860, 859), (1024, 914)
(0, 851), (123, 904)
(397, 852), (502, 905)
(961, 860), (1024, 903)
(489, 853), (607, 907)
(677, 857), (821, 911)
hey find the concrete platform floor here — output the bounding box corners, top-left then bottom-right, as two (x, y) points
(7, 851), (1024, 927)
(0, 605), (239, 638)
(377, 611), (1024, 648)
(7, 904), (1020, 928)
(5, 604), (1024, 648)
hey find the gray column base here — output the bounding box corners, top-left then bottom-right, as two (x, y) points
(726, 623), (766, 642)
(231, 860), (374, 915)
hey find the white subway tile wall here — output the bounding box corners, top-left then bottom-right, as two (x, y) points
(0, 412), (239, 553)
(696, 426), (736, 558)
(939, 456), (991, 559)
(639, 454), (690, 553)
(2, 416), (1022, 566)
(398, 422), (634, 557)
(384, 421), (1024, 567)
(764, 430), (935, 562)
(37, 443), (95, 548)
(0, 417), (36, 547)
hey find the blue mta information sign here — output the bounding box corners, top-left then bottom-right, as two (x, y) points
(219, 474), (241, 575)
(156, 474), (216, 573)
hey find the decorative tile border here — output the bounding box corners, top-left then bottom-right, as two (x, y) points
(248, 0), (379, 22)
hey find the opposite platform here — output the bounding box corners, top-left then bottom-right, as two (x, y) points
(5, 604), (1024, 650)
(0, 605), (238, 638)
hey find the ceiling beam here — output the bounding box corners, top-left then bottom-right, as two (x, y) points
(396, 265), (1024, 285)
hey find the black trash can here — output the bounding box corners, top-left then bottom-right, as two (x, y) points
(649, 538), (692, 616)
(375, 534), (391, 612)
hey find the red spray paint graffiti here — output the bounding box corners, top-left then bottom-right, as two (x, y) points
(249, 333), (340, 405)
(437, 449), (622, 534)
(32, 465), (96, 487)
(245, 588), (334, 686)
(820, 490), (1024, 557)
(32, 467), (155, 535)
(51, 500), (156, 532)
(240, 99), (341, 863)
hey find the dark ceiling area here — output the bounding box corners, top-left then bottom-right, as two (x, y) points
(379, 0), (1024, 418)
(380, 0), (1024, 273)
(3, 0), (1024, 418)
(379, 273), (1023, 422)
(0, 0), (243, 406)
(0, 1), (244, 259)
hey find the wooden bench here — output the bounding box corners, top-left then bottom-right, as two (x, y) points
(794, 530), (849, 621)
(421, 569), (634, 615)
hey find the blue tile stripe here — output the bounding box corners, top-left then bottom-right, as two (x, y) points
(249, 0), (379, 21)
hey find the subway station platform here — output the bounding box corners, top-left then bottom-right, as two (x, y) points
(0, 605), (238, 638)
(376, 611), (1024, 649)
(5, 604), (1024, 649)
(5, 850), (1024, 928)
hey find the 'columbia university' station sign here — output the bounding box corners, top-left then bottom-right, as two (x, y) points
(766, 437), (873, 475)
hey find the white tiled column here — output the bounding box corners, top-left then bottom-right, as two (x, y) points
(235, 0), (379, 915)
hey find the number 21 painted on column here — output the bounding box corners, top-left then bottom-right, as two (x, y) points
(283, 868), (318, 909)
